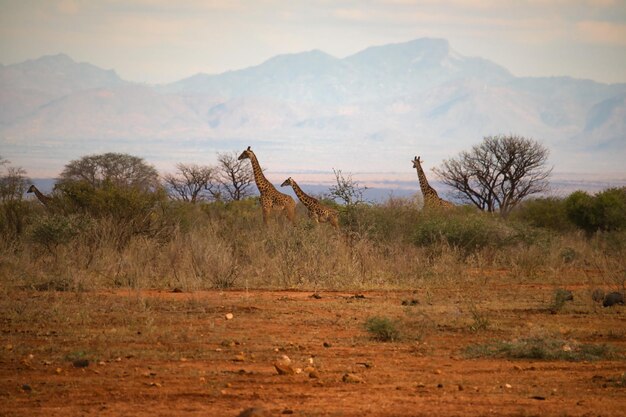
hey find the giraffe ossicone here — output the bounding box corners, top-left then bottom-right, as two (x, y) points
(281, 177), (339, 229)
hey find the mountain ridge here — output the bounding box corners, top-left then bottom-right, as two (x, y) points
(1, 37), (625, 176)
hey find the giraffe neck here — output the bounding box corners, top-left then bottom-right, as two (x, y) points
(289, 180), (317, 208)
(247, 152), (275, 194)
(415, 161), (440, 199)
(32, 186), (50, 206)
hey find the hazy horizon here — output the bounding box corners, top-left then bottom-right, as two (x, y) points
(1, 1), (625, 187)
(1, 1), (626, 85)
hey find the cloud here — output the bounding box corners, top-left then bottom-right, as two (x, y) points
(57, 0), (79, 14)
(577, 20), (626, 45)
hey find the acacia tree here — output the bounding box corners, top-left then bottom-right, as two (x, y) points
(216, 152), (254, 201)
(54, 153), (165, 249)
(164, 163), (219, 203)
(57, 152), (159, 191)
(0, 156), (29, 202)
(434, 135), (551, 216)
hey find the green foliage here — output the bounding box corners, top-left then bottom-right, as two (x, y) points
(29, 214), (80, 253)
(52, 180), (167, 250)
(365, 316), (401, 342)
(0, 200), (34, 242)
(565, 188), (626, 234)
(550, 288), (574, 313)
(465, 337), (616, 361)
(58, 152), (159, 191)
(511, 197), (574, 231)
(412, 208), (516, 252)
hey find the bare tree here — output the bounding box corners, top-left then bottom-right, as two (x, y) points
(164, 163), (219, 203)
(216, 152), (254, 201)
(434, 135), (551, 216)
(328, 169), (368, 207)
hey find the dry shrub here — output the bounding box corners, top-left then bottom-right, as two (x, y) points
(0, 194), (625, 293)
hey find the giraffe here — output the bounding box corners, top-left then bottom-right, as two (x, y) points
(281, 177), (339, 229)
(238, 146), (296, 225)
(27, 184), (52, 208)
(411, 156), (454, 210)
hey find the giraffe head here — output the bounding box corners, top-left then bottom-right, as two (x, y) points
(27, 185), (36, 193)
(411, 156), (422, 169)
(238, 146), (253, 161)
(280, 177), (294, 188)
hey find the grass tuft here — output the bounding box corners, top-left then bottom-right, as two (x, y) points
(465, 337), (617, 362)
(365, 316), (401, 342)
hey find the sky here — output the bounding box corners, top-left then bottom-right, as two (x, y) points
(1, 0), (626, 85)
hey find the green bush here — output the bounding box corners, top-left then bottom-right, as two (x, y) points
(28, 214), (81, 254)
(565, 188), (626, 234)
(511, 197), (574, 231)
(56, 181), (167, 248)
(412, 208), (516, 252)
(365, 316), (401, 342)
(465, 337), (616, 361)
(0, 200), (34, 242)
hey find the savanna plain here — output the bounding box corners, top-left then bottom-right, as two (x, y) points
(1, 191), (625, 416)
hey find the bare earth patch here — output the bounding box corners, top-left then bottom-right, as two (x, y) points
(1, 286), (625, 416)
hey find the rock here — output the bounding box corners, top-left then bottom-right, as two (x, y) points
(237, 407), (271, 417)
(233, 353), (246, 362)
(323, 342), (331, 348)
(603, 292), (625, 307)
(592, 288), (605, 303)
(171, 287), (183, 293)
(273, 357), (295, 375)
(310, 293), (322, 299)
(225, 313), (234, 320)
(342, 373), (364, 383)
(273, 364), (294, 375)
(402, 299), (419, 306)
(72, 359), (89, 368)
(21, 384), (32, 392)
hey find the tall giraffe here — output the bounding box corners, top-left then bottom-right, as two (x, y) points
(281, 177), (339, 229)
(412, 156), (454, 209)
(27, 184), (52, 208)
(238, 147), (296, 225)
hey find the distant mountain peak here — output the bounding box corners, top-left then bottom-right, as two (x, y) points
(23, 53), (77, 68)
(260, 49), (339, 67)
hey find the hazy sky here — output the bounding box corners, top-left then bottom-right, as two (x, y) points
(1, 0), (625, 84)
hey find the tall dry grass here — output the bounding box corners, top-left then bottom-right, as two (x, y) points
(1, 195), (625, 293)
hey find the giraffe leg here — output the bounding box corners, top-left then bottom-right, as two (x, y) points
(260, 197), (272, 225)
(286, 204), (296, 225)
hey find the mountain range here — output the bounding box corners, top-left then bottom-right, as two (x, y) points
(1, 38), (625, 181)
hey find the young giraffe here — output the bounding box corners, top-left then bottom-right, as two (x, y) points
(27, 184), (52, 208)
(238, 146), (296, 225)
(411, 156), (454, 210)
(281, 177), (339, 229)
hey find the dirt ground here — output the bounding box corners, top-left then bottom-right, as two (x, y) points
(1, 284), (625, 416)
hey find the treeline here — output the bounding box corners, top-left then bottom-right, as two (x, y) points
(0, 152), (625, 292)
